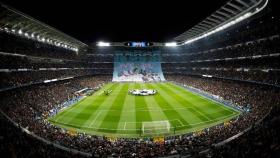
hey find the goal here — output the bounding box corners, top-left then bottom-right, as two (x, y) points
(142, 121), (171, 135)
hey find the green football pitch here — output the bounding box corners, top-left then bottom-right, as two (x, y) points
(49, 82), (240, 138)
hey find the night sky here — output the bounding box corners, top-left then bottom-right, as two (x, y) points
(0, 0), (239, 44)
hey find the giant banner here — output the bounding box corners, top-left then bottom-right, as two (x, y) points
(113, 51), (165, 82)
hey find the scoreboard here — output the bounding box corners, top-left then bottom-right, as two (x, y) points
(125, 42), (153, 47)
(131, 42), (146, 47)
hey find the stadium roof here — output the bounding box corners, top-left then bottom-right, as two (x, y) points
(175, 0), (269, 45)
(0, 4), (88, 51)
(0, 0), (273, 46)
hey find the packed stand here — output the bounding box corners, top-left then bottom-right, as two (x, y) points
(161, 14), (279, 86)
(0, 70), (93, 89)
(0, 53), (114, 89)
(210, 105), (280, 158)
(0, 53), (87, 69)
(0, 114), (83, 158)
(162, 36), (280, 86)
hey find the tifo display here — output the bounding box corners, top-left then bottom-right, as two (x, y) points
(129, 89), (157, 96)
(113, 51), (165, 82)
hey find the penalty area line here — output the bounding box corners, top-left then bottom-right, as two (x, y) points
(89, 111), (102, 127)
(177, 119), (184, 126)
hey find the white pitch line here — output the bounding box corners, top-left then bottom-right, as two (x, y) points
(177, 119), (184, 126)
(54, 112), (238, 132)
(55, 112), (238, 131)
(176, 83), (241, 113)
(97, 107), (194, 112)
(89, 111), (102, 127)
(188, 112), (237, 126)
(195, 109), (212, 120)
(124, 122), (127, 130)
(170, 119), (183, 126)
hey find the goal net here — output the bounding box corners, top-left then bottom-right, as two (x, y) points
(142, 121), (171, 135)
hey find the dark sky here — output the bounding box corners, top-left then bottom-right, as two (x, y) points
(1, 0), (229, 44)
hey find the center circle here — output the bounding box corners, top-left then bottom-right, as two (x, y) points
(129, 89), (157, 96)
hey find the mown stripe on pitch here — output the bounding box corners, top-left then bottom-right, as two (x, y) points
(53, 83), (115, 122)
(68, 83), (119, 122)
(81, 83), (123, 128)
(165, 83), (233, 118)
(97, 83), (129, 133)
(147, 83), (192, 129)
(134, 83), (153, 134)
(160, 83), (215, 120)
(169, 82), (235, 117)
(153, 83), (209, 123)
(142, 83), (170, 121)
(58, 83), (119, 126)
(157, 83), (212, 121)
(116, 83), (137, 134)
(167, 82), (234, 113)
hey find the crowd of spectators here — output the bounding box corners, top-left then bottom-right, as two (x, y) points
(0, 39), (114, 89)
(162, 55), (280, 69)
(0, 53), (87, 69)
(162, 37), (280, 86)
(85, 54), (113, 63)
(0, 113), (81, 158)
(1, 75), (279, 157)
(210, 105), (280, 158)
(163, 69), (280, 86)
(0, 70), (94, 89)
(162, 36), (280, 62)
(0, 32), (99, 90)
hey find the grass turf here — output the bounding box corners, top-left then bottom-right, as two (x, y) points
(49, 82), (240, 138)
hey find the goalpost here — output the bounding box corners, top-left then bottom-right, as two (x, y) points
(142, 120), (171, 135)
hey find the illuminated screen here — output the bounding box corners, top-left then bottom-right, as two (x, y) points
(131, 42), (146, 47)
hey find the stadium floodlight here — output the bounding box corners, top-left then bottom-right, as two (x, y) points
(70, 47), (78, 52)
(165, 42), (177, 47)
(97, 41), (110, 47)
(202, 74), (212, 78)
(24, 33), (29, 37)
(18, 29), (22, 35)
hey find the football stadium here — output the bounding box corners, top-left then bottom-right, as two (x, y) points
(0, 0), (279, 157)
